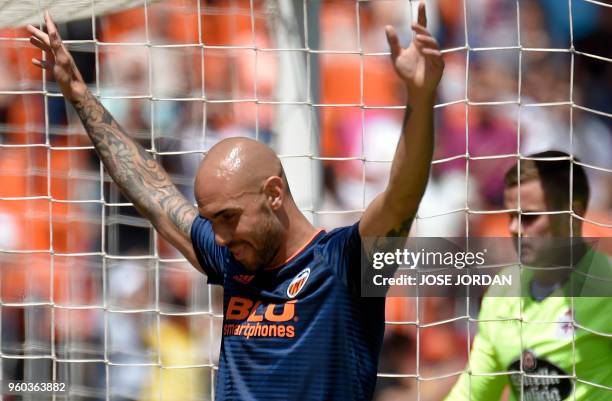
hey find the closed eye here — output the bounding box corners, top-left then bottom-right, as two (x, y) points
(520, 214), (538, 223)
(221, 212), (237, 221)
(215, 209), (241, 223)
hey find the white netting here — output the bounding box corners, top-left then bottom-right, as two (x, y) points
(0, 1), (164, 29)
(0, 0), (610, 400)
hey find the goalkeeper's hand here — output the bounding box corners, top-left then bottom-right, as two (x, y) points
(385, 0), (444, 101)
(27, 11), (87, 103)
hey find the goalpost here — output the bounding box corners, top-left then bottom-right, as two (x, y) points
(0, 0), (610, 400)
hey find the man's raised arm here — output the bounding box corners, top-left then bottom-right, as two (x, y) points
(359, 1), (443, 240)
(27, 12), (203, 272)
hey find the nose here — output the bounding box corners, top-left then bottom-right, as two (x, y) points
(509, 215), (520, 237)
(214, 229), (232, 247)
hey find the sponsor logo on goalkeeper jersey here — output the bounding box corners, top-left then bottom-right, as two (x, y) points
(287, 268), (310, 298)
(508, 350), (571, 401)
(223, 296), (296, 339)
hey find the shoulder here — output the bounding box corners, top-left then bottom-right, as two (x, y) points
(317, 222), (361, 246)
(190, 216), (218, 252)
(314, 222), (362, 258)
(191, 215), (212, 235)
(578, 248), (611, 278)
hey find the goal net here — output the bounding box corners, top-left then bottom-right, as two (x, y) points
(0, 0), (610, 400)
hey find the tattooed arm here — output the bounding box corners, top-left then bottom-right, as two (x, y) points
(73, 92), (202, 270)
(359, 1), (443, 243)
(28, 12), (203, 272)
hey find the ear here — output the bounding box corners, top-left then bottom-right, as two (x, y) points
(571, 200), (586, 236)
(572, 200), (586, 217)
(263, 176), (284, 210)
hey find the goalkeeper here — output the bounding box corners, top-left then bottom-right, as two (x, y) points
(445, 151), (612, 401)
(27, 3), (443, 400)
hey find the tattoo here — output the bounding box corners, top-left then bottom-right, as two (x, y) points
(72, 91), (196, 236)
(368, 216), (414, 258)
(385, 216), (414, 238)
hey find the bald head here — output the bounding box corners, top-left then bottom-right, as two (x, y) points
(193, 138), (296, 270)
(193, 138), (315, 271)
(195, 137), (288, 206)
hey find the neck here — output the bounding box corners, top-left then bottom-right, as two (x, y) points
(269, 203), (318, 268)
(532, 239), (588, 287)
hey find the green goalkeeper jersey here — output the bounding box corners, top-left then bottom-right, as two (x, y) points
(445, 250), (612, 401)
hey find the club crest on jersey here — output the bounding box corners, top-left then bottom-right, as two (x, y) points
(555, 308), (574, 339)
(287, 268), (310, 299)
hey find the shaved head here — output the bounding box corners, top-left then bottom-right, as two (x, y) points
(193, 137), (293, 271)
(195, 137), (287, 202)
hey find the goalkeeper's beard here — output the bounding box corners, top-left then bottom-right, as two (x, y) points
(243, 209), (284, 272)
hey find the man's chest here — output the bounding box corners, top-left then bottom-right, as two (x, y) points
(220, 260), (342, 342)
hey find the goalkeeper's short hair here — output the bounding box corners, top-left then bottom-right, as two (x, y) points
(504, 150), (590, 214)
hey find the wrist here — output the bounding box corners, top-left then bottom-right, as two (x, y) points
(405, 83), (436, 104)
(406, 91), (436, 109)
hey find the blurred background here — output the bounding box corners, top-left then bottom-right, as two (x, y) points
(0, 0), (610, 400)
